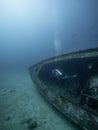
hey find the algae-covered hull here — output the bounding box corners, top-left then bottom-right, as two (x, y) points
(29, 48), (98, 130)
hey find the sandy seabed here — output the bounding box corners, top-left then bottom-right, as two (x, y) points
(0, 69), (82, 130)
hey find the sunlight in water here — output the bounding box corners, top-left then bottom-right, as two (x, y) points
(7, 0), (46, 18)
(8, 0), (27, 15)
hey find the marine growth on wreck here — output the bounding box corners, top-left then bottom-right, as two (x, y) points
(29, 48), (98, 130)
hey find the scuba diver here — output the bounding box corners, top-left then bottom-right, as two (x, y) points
(52, 69), (77, 80)
(52, 68), (78, 94)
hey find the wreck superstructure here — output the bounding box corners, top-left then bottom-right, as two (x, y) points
(29, 48), (98, 130)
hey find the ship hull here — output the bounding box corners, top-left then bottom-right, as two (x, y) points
(29, 48), (98, 130)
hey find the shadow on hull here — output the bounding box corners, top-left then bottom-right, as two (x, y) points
(29, 48), (98, 130)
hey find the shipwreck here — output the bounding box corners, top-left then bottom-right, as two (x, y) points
(29, 48), (98, 130)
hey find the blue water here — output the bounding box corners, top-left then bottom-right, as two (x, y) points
(0, 0), (97, 129)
